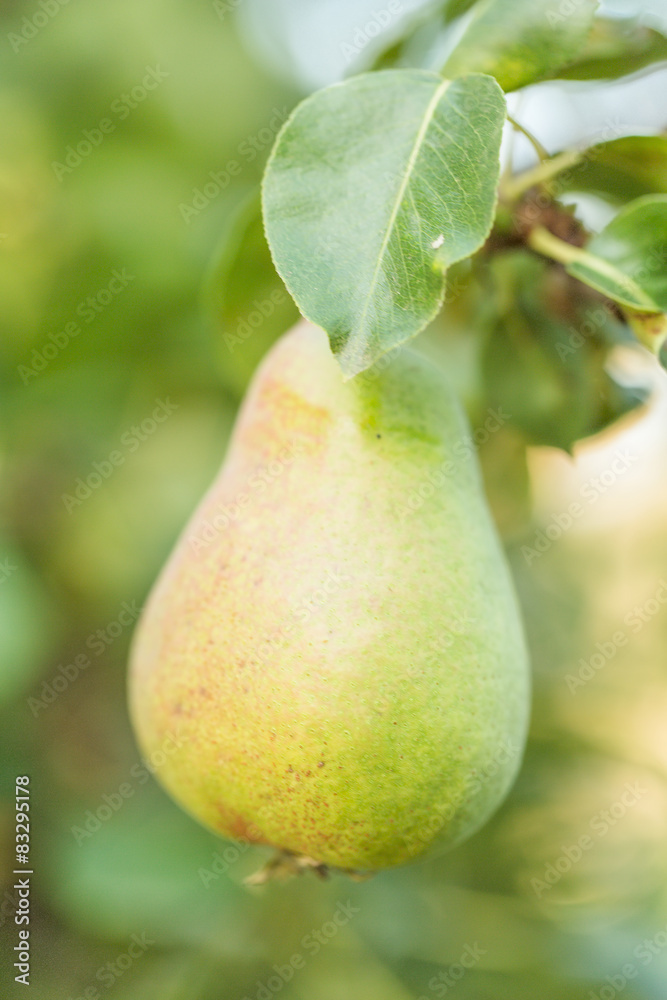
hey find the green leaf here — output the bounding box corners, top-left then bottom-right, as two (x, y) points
(560, 135), (667, 204)
(556, 16), (667, 81)
(444, 0), (481, 20)
(480, 251), (645, 452)
(660, 338), (667, 370)
(439, 0), (598, 92)
(204, 189), (299, 397)
(263, 70), (506, 377)
(565, 195), (667, 313)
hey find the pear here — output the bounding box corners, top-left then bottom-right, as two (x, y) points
(128, 320), (530, 875)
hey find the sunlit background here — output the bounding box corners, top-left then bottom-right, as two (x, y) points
(2, 1), (667, 998)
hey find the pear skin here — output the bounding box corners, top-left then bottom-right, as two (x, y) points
(128, 321), (530, 872)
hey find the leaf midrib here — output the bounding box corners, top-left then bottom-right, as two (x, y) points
(354, 78), (452, 340)
(568, 247), (660, 310)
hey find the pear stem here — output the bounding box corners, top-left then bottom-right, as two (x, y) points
(500, 148), (584, 202)
(244, 849), (374, 885)
(623, 308), (667, 356)
(526, 225), (590, 267)
(506, 114), (549, 163)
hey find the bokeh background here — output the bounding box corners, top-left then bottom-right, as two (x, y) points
(2, 1), (667, 997)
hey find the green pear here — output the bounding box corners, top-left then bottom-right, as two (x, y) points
(128, 321), (530, 875)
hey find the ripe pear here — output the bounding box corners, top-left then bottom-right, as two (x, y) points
(128, 321), (530, 875)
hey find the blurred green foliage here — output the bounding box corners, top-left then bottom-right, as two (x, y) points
(2, 2), (667, 999)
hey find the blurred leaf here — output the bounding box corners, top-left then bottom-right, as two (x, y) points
(49, 386), (234, 606)
(660, 337), (667, 369)
(481, 251), (646, 450)
(440, 0), (598, 92)
(263, 70), (505, 377)
(477, 425), (532, 540)
(87, 951), (216, 1000)
(48, 786), (249, 946)
(444, 0), (481, 19)
(502, 751), (667, 926)
(0, 541), (55, 705)
(203, 190), (299, 397)
(557, 16), (667, 81)
(561, 135), (667, 204)
(371, 3), (465, 74)
(565, 195), (667, 316)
